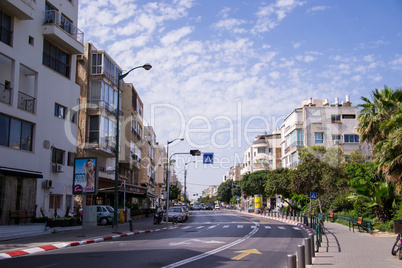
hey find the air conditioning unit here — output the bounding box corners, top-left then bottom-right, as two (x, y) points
(52, 163), (63, 172)
(333, 140), (341, 145)
(42, 180), (53, 188)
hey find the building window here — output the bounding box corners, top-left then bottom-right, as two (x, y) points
(54, 103), (66, 118)
(0, 113), (33, 151)
(342, 114), (356, 119)
(331, 115), (341, 123)
(29, 36), (34, 46)
(269, 160), (273, 165)
(70, 110), (77, 123)
(67, 152), (75, 166)
(268, 148), (273, 153)
(257, 147), (266, 154)
(290, 129), (304, 147)
(43, 39), (70, 78)
(315, 133), (323, 144)
(0, 10), (12, 46)
(52, 147), (64, 164)
(344, 134), (359, 143)
(49, 194), (61, 209)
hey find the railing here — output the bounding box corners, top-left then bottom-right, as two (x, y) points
(87, 136), (116, 152)
(17, 91), (35, 113)
(43, 10), (84, 44)
(90, 100), (123, 117)
(0, 83), (12, 105)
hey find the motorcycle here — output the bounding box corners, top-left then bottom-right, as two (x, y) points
(153, 209), (164, 224)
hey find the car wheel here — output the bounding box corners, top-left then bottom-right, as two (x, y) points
(99, 217), (108, 226)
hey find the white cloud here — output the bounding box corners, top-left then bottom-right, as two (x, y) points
(160, 26), (194, 46)
(307, 6), (331, 13)
(269, 71), (280, 79)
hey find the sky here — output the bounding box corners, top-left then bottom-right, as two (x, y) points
(77, 0), (402, 199)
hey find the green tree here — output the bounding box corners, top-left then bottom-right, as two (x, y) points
(217, 179), (232, 204)
(169, 184), (181, 201)
(240, 170), (269, 197)
(358, 86), (402, 182)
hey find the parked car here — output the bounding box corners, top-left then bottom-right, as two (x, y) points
(165, 207), (186, 222)
(206, 204), (213, 210)
(214, 205), (220, 210)
(174, 205), (190, 221)
(96, 205), (114, 225)
(194, 204), (201, 210)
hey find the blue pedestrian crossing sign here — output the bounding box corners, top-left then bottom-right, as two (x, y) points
(310, 192), (317, 200)
(203, 153), (214, 164)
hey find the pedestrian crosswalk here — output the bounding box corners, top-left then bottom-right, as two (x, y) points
(180, 225), (301, 231)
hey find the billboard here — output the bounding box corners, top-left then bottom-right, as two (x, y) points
(72, 157), (98, 195)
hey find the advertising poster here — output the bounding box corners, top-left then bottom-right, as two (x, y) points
(73, 157), (98, 195)
(254, 195), (262, 209)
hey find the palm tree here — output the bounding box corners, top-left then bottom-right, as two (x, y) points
(358, 86), (402, 182)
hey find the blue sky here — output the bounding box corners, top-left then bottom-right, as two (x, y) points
(78, 0), (402, 198)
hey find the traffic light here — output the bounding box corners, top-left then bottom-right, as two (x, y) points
(243, 193), (247, 199)
(190, 149), (201, 156)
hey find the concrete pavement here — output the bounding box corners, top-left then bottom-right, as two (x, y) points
(0, 211), (401, 267)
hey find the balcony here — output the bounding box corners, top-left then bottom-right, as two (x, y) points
(0, 0), (35, 20)
(89, 100), (123, 117)
(42, 10), (84, 54)
(0, 83), (12, 105)
(17, 91), (35, 113)
(85, 136), (116, 157)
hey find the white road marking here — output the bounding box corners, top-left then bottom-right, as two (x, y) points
(208, 225), (217, 229)
(293, 227), (301, 230)
(264, 226), (271, 229)
(196, 226), (205, 229)
(223, 225), (229, 228)
(169, 239), (224, 246)
(278, 226), (286, 229)
(181, 226), (192, 229)
(237, 225), (243, 228)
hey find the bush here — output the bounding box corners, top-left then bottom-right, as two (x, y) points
(330, 193), (354, 212)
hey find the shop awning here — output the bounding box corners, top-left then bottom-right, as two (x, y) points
(98, 180), (148, 196)
(0, 166), (43, 178)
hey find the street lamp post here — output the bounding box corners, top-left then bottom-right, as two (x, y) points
(184, 160), (195, 205)
(113, 64), (152, 233)
(165, 138), (184, 223)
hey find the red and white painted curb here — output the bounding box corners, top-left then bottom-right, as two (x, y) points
(0, 225), (180, 260)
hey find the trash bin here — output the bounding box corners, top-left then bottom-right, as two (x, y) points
(393, 220), (402, 234)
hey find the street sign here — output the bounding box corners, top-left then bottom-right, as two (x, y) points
(203, 153), (214, 164)
(310, 192), (317, 200)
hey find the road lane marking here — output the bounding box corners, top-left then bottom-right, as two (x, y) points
(293, 227), (301, 230)
(163, 218), (260, 268)
(223, 225), (229, 228)
(169, 239), (225, 246)
(232, 249), (262, 260)
(181, 226), (192, 229)
(196, 226), (205, 229)
(278, 226), (285, 229)
(237, 225), (243, 228)
(264, 226), (271, 229)
(208, 225), (217, 229)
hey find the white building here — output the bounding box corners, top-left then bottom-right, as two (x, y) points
(280, 96), (371, 168)
(0, 0), (84, 223)
(241, 130), (282, 175)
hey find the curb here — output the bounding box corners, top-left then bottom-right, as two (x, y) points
(0, 224), (180, 260)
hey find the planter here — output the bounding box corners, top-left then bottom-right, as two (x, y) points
(393, 220), (402, 234)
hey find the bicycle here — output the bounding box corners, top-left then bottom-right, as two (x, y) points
(391, 232), (402, 260)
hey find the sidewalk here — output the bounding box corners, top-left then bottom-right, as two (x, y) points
(307, 221), (401, 268)
(0, 216), (174, 259)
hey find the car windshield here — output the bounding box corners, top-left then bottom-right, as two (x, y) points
(169, 208), (181, 212)
(106, 206), (114, 213)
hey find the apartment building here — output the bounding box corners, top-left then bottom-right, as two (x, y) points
(228, 164), (243, 181)
(154, 143), (167, 208)
(0, 0), (84, 223)
(202, 185), (219, 198)
(241, 130), (282, 175)
(280, 96), (371, 168)
(76, 42), (156, 210)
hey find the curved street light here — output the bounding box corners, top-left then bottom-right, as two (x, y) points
(113, 64), (152, 233)
(165, 138), (184, 224)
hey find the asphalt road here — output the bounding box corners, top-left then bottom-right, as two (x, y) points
(1, 210), (306, 268)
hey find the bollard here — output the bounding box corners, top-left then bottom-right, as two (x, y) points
(129, 219), (133, 232)
(304, 237), (312, 265)
(287, 254), (296, 268)
(297, 245), (305, 268)
(309, 233), (315, 256)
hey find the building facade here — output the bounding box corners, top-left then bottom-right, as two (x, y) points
(280, 96), (371, 169)
(0, 0), (84, 223)
(241, 130), (282, 175)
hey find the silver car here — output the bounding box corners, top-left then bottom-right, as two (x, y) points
(174, 206), (189, 221)
(166, 207), (186, 222)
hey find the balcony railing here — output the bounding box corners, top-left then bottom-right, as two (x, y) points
(90, 100), (123, 117)
(0, 83), (12, 105)
(18, 91), (35, 113)
(44, 10), (84, 44)
(88, 135), (116, 152)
